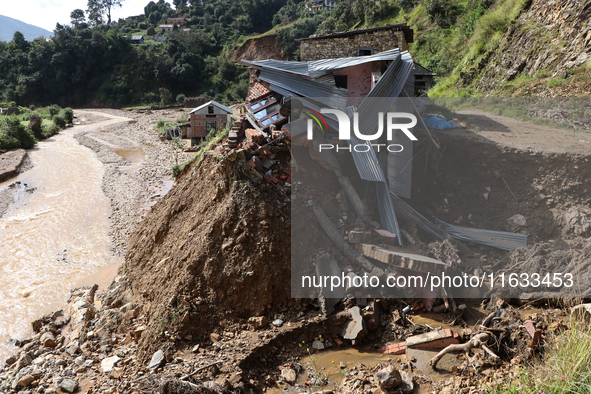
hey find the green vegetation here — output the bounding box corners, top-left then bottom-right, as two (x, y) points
(0, 117), (36, 150)
(154, 118), (187, 135)
(0, 104), (68, 149)
(0, 0), (293, 108)
(490, 319), (591, 394)
(1, 0), (583, 106)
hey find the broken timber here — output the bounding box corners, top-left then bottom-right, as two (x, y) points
(359, 244), (448, 274)
(312, 205), (384, 277)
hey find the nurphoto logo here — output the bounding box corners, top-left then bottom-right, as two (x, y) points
(306, 109), (418, 152)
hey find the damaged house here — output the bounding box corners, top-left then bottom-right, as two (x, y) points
(297, 24), (435, 94)
(229, 45), (527, 311)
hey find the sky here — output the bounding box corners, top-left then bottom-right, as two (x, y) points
(1, 0), (171, 32)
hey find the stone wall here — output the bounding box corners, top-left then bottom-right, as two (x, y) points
(300, 30), (408, 61)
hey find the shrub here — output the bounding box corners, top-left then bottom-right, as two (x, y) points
(0, 116), (36, 150)
(41, 123), (59, 138)
(143, 92), (159, 103)
(60, 108), (74, 124)
(53, 114), (67, 128)
(159, 87), (173, 105)
(139, 22), (148, 29)
(156, 119), (165, 128)
(48, 104), (61, 117)
(171, 164), (181, 178)
(27, 113), (43, 138)
(176, 94), (186, 105)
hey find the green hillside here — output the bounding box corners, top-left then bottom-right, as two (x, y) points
(0, 0), (589, 108)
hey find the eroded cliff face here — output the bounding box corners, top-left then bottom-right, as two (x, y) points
(465, 0), (591, 94)
(232, 35), (288, 61)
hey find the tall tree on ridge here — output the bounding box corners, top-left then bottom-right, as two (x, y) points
(86, 0), (124, 25)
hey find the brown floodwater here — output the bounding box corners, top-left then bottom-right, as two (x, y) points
(0, 112), (130, 361)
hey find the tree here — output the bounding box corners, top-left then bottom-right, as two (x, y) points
(87, 0), (104, 26)
(11, 32), (28, 51)
(173, 0), (187, 10)
(86, 0), (124, 25)
(70, 9), (86, 26)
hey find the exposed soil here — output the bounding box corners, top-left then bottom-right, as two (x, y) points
(232, 36), (288, 62)
(107, 151), (292, 362)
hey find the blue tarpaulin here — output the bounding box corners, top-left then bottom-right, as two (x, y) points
(422, 114), (459, 130)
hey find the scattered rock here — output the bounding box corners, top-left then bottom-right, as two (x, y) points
(312, 340), (325, 350)
(5, 354), (17, 366)
(210, 333), (221, 342)
(148, 350), (165, 370)
(248, 316), (268, 329)
(375, 365), (402, 391)
(100, 356), (121, 373)
(507, 214), (527, 227)
(40, 332), (57, 348)
(58, 378), (78, 393)
(281, 367), (297, 384)
(272, 319), (283, 327)
(17, 374), (35, 387)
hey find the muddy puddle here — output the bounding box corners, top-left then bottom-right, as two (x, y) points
(268, 346), (440, 393)
(0, 113), (130, 361)
(114, 147), (145, 174)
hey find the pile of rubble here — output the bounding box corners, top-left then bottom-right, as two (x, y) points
(219, 114), (292, 195)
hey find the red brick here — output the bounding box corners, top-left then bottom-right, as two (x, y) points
(334, 337), (344, 346)
(524, 320), (541, 348)
(379, 342), (406, 355)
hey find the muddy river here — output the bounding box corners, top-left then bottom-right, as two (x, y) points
(0, 114), (131, 361)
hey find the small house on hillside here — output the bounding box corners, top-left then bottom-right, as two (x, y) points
(414, 62), (436, 94)
(131, 36), (144, 44)
(159, 25), (173, 33)
(167, 18), (187, 27)
(307, 0), (336, 12)
(189, 101), (233, 141)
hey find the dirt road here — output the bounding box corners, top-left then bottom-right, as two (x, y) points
(456, 109), (591, 155)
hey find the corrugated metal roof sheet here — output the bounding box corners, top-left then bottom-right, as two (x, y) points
(390, 192), (470, 254)
(190, 100), (233, 114)
(387, 138), (413, 199)
(240, 59), (309, 76)
(435, 219), (528, 251)
(308, 48), (402, 78)
(376, 182), (402, 245)
(414, 62), (436, 76)
(344, 107), (385, 183)
(348, 51), (414, 185)
(259, 68), (349, 109)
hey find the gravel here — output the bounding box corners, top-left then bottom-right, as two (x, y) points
(74, 108), (194, 255)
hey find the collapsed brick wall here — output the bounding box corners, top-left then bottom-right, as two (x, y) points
(299, 30), (408, 61)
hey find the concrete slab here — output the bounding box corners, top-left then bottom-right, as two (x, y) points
(406, 329), (460, 349)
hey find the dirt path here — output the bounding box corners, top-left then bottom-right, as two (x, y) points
(456, 109), (591, 155)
